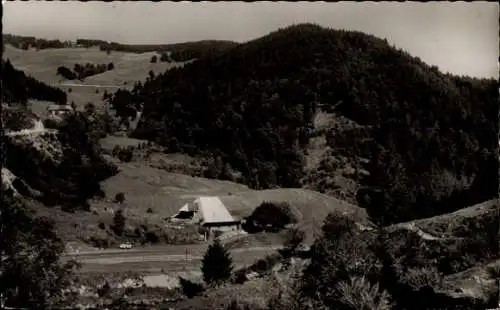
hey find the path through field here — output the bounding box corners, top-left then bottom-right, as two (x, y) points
(58, 83), (122, 88)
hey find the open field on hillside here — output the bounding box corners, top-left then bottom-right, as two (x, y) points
(96, 158), (369, 242)
(4, 45), (161, 84)
(33, 146), (369, 252)
(3, 44), (182, 109)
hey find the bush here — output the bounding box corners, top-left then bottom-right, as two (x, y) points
(249, 253), (282, 274)
(89, 236), (109, 248)
(232, 268), (248, 284)
(245, 201), (297, 232)
(144, 231), (160, 244)
(225, 299), (253, 310)
(117, 148), (133, 162)
(399, 266), (441, 289)
(146, 207), (154, 213)
(112, 209), (126, 236)
(179, 277), (204, 298)
(283, 228), (306, 253)
(112, 145), (122, 157)
(201, 238), (234, 286)
(150, 55), (158, 63)
(321, 212), (358, 239)
(98, 222), (106, 230)
(95, 189), (106, 199)
(114, 192), (125, 204)
(97, 281), (111, 298)
(336, 276), (392, 310)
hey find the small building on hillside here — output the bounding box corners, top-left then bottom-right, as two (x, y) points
(171, 196), (241, 240)
(47, 104), (73, 117)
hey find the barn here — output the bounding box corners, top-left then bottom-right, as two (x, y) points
(172, 196), (241, 240)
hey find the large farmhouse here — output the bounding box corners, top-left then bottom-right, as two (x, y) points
(171, 196), (241, 240)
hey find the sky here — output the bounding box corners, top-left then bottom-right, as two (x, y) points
(3, 1), (499, 78)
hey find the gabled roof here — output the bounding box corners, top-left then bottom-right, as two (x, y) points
(194, 196), (236, 224)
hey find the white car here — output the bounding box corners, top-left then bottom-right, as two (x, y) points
(119, 242), (133, 249)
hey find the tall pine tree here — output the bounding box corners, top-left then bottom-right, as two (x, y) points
(201, 238), (233, 286)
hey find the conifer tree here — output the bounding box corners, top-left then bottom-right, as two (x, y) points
(201, 238), (233, 285)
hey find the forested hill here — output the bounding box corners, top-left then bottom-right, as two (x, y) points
(110, 23), (498, 224)
(2, 59), (67, 105)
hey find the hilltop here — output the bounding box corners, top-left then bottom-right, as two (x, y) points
(104, 23), (498, 225)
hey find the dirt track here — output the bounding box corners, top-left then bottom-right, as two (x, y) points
(63, 244), (282, 272)
(58, 83), (122, 88)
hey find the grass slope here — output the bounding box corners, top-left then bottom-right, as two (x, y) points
(38, 154), (367, 247)
(3, 44), (182, 110)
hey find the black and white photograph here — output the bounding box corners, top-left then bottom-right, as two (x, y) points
(1, 1), (499, 309)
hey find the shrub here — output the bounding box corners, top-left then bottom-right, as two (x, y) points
(300, 213), (380, 307)
(179, 277), (204, 298)
(146, 207), (154, 213)
(117, 148), (133, 162)
(248, 253), (282, 275)
(321, 211), (357, 240)
(112, 209), (126, 236)
(114, 192), (125, 204)
(112, 145), (122, 157)
(89, 236), (109, 248)
(84, 102), (96, 115)
(232, 268), (248, 284)
(283, 228), (306, 253)
(225, 299), (253, 310)
(398, 266), (441, 289)
(335, 276), (392, 310)
(97, 281), (111, 298)
(95, 189), (106, 199)
(201, 238), (234, 286)
(144, 231), (160, 244)
(246, 201), (297, 232)
(150, 55), (157, 63)
(98, 222), (106, 230)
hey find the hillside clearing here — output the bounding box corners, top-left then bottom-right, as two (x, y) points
(33, 153), (368, 249)
(3, 44), (182, 109)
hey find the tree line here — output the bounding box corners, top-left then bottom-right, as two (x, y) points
(3, 33), (70, 50)
(57, 62), (115, 80)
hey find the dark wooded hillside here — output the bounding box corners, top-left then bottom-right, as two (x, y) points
(2, 59), (68, 105)
(108, 23), (498, 224)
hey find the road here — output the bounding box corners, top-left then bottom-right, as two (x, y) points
(63, 244), (282, 269)
(58, 83), (122, 88)
(5, 120), (57, 137)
